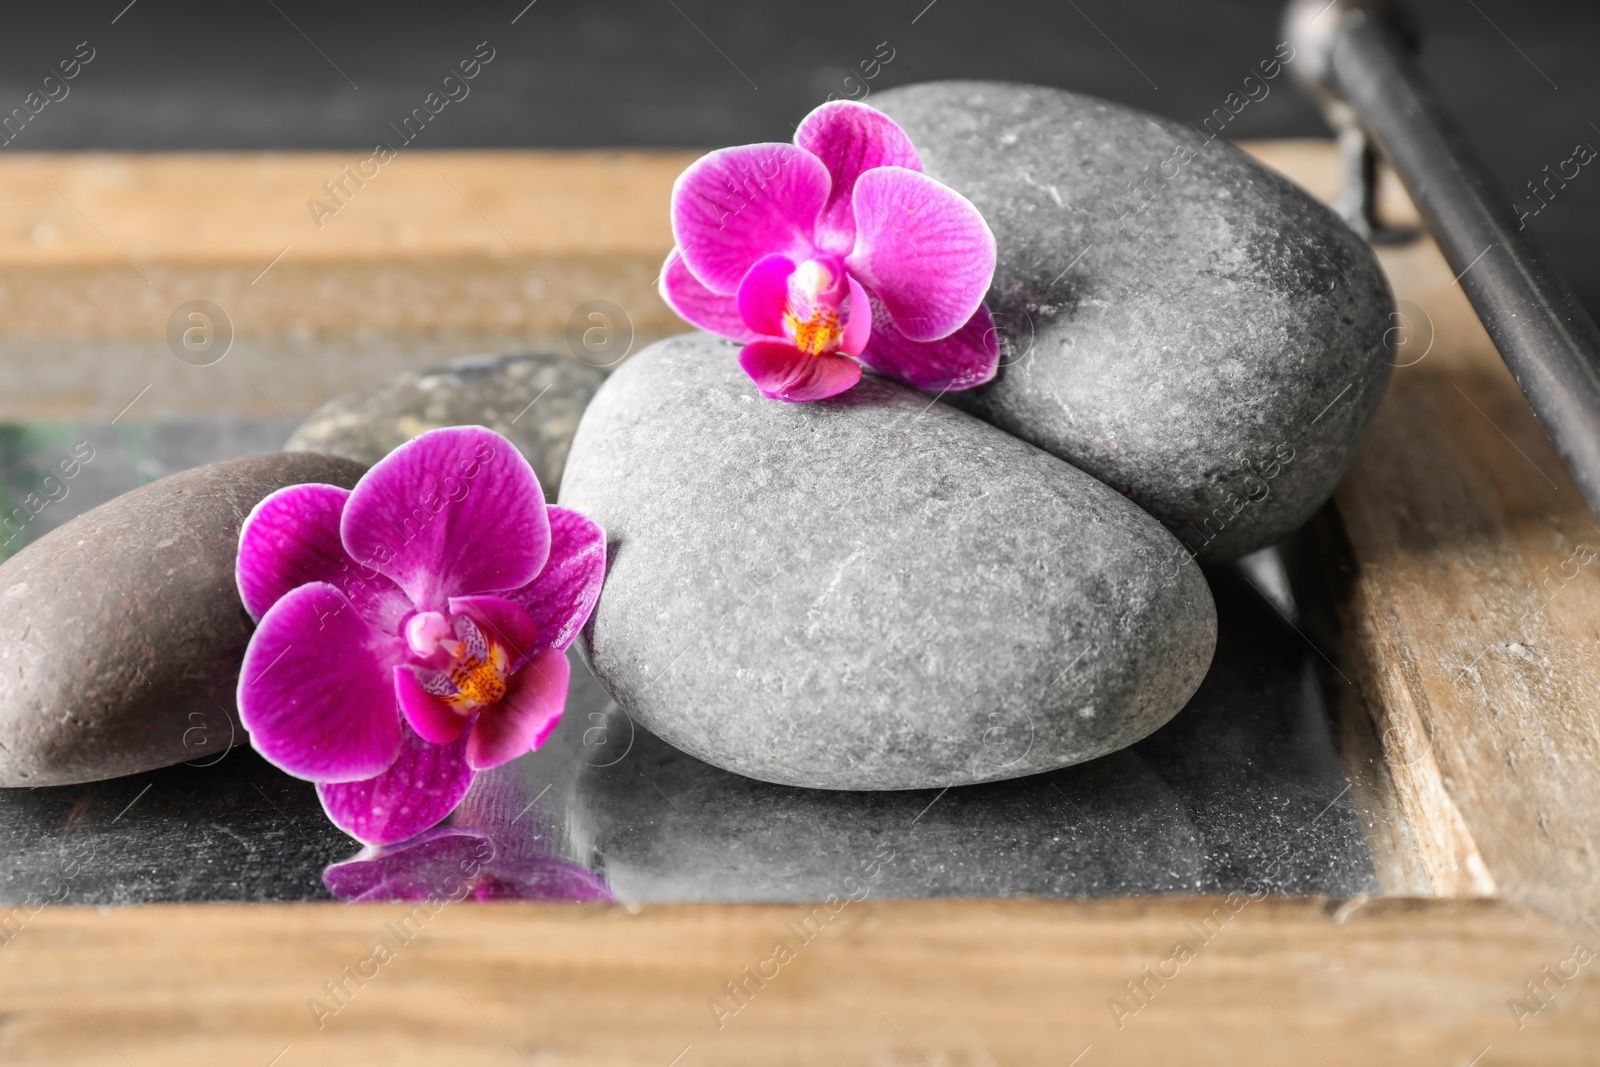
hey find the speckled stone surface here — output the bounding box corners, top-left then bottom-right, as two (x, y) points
(559, 332), (1218, 790)
(286, 352), (605, 499)
(873, 82), (1394, 561)
(0, 452), (367, 787)
(567, 563), (1376, 900)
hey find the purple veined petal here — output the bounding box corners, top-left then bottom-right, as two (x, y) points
(738, 340), (862, 403)
(466, 648), (569, 771)
(318, 719), (475, 846)
(671, 143), (829, 294)
(795, 100), (921, 256)
(659, 248), (761, 342)
(340, 426), (550, 614)
(473, 857), (613, 902)
(238, 582), (406, 783)
(858, 299), (1000, 392)
(236, 482), (412, 632)
(323, 826), (496, 902)
(840, 275), (873, 357)
(448, 594), (541, 665)
(395, 666), (469, 745)
(845, 166), (997, 342)
(501, 506), (606, 655)
(736, 252), (797, 338)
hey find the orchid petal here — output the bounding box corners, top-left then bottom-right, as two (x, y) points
(796, 100), (921, 255)
(840, 274), (873, 357)
(448, 594), (542, 665)
(660, 248), (760, 341)
(395, 666), (468, 745)
(671, 143), (828, 294)
(736, 253), (797, 338)
(859, 300), (1000, 391)
(238, 582), (405, 783)
(323, 827), (496, 902)
(466, 648), (569, 771)
(237, 483), (411, 632)
(340, 427), (549, 613)
(502, 506), (606, 654)
(738, 340), (862, 403)
(317, 719), (475, 846)
(845, 166), (996, 342)
(473, 857), (613, 902)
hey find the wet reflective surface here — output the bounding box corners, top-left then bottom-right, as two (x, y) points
(0, 421), (1378, 904)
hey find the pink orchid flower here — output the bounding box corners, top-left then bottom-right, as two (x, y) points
(234, 426), (605, 846)
(660, 99), (1000, 402)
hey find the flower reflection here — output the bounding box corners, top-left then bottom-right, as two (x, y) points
(324, 825), (611, 903)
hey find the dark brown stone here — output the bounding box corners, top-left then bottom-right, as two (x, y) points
(0, 453), (368, 787)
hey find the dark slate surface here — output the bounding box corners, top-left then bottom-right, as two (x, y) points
(0, 420), (1376, 903)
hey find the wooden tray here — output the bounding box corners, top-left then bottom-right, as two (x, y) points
(0, 141), (1596, 1065)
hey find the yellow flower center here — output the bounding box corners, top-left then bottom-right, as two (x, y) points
(445, 642), (509, 710)
(785, 307), (843, 356)
(783, 259), (846, 356)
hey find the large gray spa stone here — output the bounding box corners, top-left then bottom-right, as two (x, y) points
(874, 81), (1394, 560)
(558, 332), (1217, 790)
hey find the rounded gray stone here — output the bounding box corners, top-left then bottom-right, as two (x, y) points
(872, 81), (1394, 561)
(0, 452), (367, 787)
(558, 332), (1218, 791)
(286, 352), (606, 500)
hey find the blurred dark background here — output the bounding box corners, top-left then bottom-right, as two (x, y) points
(1, 0), (1595, 307)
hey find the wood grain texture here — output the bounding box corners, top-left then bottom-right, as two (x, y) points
(1334, 350), (1600, 923)
(0, 149), (696, 331)
(0, 151), (697, 418)
(2, 897), (1597, 1066)
(1244, 145), (1600, 923)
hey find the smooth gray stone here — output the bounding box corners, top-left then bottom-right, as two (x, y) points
(559, 332), (1218, 790)
(558, 560), (1376, 902)
(0, 453), (367, 787)
(287, 352), (606, 500)
(873, 81), (1394, 561)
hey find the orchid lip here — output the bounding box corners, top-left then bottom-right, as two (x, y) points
(413, 614), (513, 715)
(784, 257), (848, 356)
